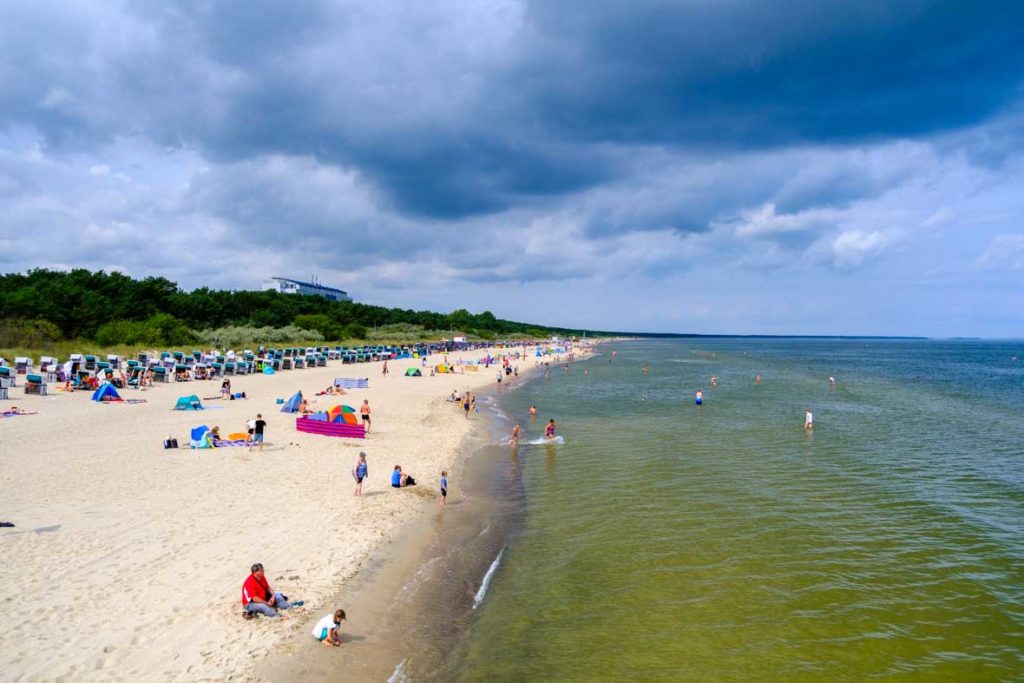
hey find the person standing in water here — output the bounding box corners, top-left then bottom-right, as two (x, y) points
(695, 390), (703, 406)
(804, 409), (814, 430)
(511, 424), (520, 446)
(545, 419), (557, 441)
(529, 405), (537, 420)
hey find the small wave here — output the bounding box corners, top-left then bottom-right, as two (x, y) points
(525, 436), (565, 445)
(388, 658), (410, 683)
(473, 547), (505, 609)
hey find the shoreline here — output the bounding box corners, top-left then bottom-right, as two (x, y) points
(252, 343), (602, 681)
(0, 342), (597, 681)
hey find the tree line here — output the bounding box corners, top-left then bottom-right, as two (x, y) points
(0, 269), (595, 347)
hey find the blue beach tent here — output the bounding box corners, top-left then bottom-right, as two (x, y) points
(190, 425), (213, 449)
(91, 383), (122, 402)
(281, 391), (302, 413)
(174, 395), (203, 411)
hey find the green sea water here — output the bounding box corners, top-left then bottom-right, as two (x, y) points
(444, 339), (1024, 681)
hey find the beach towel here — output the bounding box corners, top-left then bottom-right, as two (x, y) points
(213, 439), (248, 447)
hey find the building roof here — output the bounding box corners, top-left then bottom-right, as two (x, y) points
(270, 276), (348, 296)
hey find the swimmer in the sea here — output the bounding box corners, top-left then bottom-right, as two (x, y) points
(695, 390), (703, 406)
(804, 409), (814, 430)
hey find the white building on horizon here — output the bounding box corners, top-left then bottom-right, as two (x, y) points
(261, 276), (352, 302)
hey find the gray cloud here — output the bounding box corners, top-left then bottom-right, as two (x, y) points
(2, 1), (1024, 335)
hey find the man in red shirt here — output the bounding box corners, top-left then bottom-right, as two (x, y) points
(241, 563), (302, 618)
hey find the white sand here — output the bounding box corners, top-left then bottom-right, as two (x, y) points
(0, 347), (576, 680)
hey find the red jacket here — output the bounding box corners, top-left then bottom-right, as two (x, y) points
(242, 573), (272, 606)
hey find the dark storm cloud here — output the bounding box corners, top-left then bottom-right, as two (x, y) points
(4, 1), (1021, 222)
(521, 0), (1024, 146)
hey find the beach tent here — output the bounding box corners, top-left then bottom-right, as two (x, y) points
(189, 425), (213, 449)
(91, 383), (123, 402)
(281, 391), (303, 413)
(405, 368), (422, 377)
(174, 395), (204, 411)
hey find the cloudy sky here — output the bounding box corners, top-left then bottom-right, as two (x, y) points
(1, 1), (1022, 336)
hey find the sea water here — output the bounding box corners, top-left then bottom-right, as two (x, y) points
(439, 339), (1024, 681)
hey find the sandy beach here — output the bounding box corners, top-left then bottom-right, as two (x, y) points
(0, 346), (580, 681)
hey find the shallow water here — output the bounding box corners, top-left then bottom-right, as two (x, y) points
(441, 339), (1024, 681)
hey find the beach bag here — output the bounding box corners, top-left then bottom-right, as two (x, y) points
(405, 475), (416, 486)
(164, 438), (179, 449)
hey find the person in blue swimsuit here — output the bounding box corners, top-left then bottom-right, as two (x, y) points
(352, 452), (368, 497)
(440, 470), (448, 507)
(695, 390), (703, 406)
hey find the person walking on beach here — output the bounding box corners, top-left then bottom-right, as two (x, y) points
(440, 470), (448, 506)
(804, 409), (814, 430)
(360, 400), (372, 433)
(545, 418), (557, 441)
(249, 413), (267, 452)
(462, 393), (471, 419)
(353, 451), (368, 497)
(382, 360), (389, 376)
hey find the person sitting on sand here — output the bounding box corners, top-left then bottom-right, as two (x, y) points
(391, 465), (415, 488)
(241, 562), (303, 618)
(210, 426), (221, 441)
(312, 609), (346, 646)
(299, 397), (310, 414)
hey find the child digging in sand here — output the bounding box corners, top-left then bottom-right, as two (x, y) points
(312, 609), (346, 646)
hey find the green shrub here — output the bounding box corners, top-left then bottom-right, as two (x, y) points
(293, 313), (343, 340)
(343, 322), (368, 340)
(0, 319), (64, 348)
(195, 325), (324, 347)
